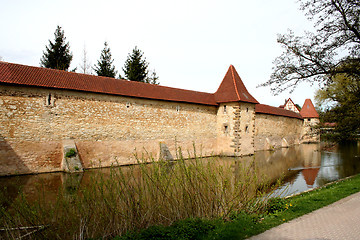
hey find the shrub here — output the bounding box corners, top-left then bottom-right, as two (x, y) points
(266, 197), (288, 214)
(65, 148), (76, 158)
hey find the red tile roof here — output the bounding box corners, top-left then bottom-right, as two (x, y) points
(0, 61), (306, 120)
(0, 61), (217, 106)
(323, 122), (337, 127)
(300, 99), (319, 118)
(255, 104), (303, 119)
(214, 65), (258, 104)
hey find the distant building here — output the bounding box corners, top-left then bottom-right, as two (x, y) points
(280, 98), (301, 113)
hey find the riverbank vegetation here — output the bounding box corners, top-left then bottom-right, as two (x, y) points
(117, 173), (360, 239)
(2, 149), (360, 239)
(0, 151), (274, 239)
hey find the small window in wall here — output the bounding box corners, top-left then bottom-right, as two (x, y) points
(223, 105), (227, 114)
(307, 118), (311, 121)
(245, 125), (249, 133)
(176, 105), (180, 112)
(47, 94), (51, 105)
(246, 107), (249, 112)
(223, 124), (229, 135)
(46, 93), (54, 106)
(126, 102), (131, 108)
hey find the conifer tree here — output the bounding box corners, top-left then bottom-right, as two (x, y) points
(94, 42), (117, 78)
(123, 46), (148, 82)
(40, 25), (73, 71)
(122, 46), (159, 84)
(145, 69), (160, 85)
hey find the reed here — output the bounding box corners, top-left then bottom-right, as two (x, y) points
(0, 150), (272, 239)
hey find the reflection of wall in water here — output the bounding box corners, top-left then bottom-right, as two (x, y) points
(301, 144), (321, 167)
(239, 146), (304, 185)
(0, 172), (64, 208)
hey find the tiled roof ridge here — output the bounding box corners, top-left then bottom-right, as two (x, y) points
(0, 61), (214, 95)
(230, 65), (241, 100)
(255, 103), (303, 119)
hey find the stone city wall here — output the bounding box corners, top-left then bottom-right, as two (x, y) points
(254, 113), (303, 151)
(0, 85), (217, 176)
(0, 84), (308, 176)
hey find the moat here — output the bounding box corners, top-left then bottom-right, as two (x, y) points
(1, 142), (360, 202)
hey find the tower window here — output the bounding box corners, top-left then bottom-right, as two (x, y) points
(224, 124), (229, 135)
(245, 125), (249, 133)
(223, 105), (227, 114)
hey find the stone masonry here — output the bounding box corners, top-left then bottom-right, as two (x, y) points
(0, 85), (217, 175)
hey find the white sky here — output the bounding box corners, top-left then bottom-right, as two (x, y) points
(0, 0), (319, 107)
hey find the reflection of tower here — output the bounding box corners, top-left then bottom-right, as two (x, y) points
(300, 144), (321, 188)
(302, 144), (321, 167)
(301, 168), (320, 187)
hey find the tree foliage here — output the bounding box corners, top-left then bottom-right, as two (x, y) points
(122, 46), (159, 84)
(259, 0), (360, 93)
(145, 69), (160, 85)
(94, 42), (117, 78)
(40, 25), (73, 71)
(315, 60), (360, 141)
(316, 61), (360, 105)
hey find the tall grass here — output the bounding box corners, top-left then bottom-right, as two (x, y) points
(0, 150), (272, 239)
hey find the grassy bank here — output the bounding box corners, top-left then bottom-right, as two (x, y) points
(117, 173), (360, 240)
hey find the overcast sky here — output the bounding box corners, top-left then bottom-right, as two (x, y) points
(0, 0), (318, 107)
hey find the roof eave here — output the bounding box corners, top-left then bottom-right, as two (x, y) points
(1, 81), (219, 106)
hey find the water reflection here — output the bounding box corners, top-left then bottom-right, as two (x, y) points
(1, 142), (360, 203)
(272, 142), (360, 197)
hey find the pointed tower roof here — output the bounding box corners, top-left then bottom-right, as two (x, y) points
(300, 99), (319, 118)
(214, 65), (258, 104)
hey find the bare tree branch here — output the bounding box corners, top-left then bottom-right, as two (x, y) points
(259, 0), (360, 94)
